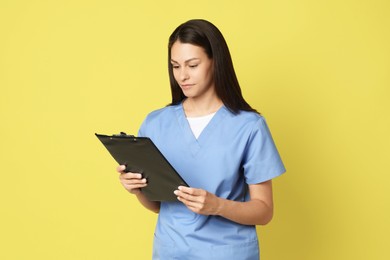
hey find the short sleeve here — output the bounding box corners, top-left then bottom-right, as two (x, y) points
(137, 107), (165, 138)
(137, 118), (147, 137)
(242, 117), (286, 184)
(137, 111), (155, 137)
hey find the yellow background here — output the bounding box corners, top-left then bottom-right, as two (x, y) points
(1, 0), (389, 259)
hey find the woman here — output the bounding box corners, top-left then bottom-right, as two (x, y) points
(117, 19), (285, 259)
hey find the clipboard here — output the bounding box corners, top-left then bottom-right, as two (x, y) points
(95, 132), (188, 201)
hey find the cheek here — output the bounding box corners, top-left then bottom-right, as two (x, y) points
(204, 69), (214, 85)
(202, 63), (214, 84)
(172, 70), (180, 81)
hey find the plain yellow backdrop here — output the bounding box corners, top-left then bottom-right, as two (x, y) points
(1, 0), (389, 259)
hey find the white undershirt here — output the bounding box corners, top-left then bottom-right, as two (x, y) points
(186, 112), (216, 139)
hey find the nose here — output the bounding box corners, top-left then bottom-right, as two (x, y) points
(178, 67), (189, 82)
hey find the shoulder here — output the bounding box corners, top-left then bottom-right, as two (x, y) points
(221, 109), (273, 141)
(143, 104), (179, 123)
(138, 104), (180, 136)
(227, 109), (267, 128)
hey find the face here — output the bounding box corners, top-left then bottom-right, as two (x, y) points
(170, 41), (215, 100)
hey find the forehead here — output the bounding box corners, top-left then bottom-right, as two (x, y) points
(170, 41), (208, 62)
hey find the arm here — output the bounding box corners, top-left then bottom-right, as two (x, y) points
(117, 165), (160, 213)
(174, 180), (274, 225)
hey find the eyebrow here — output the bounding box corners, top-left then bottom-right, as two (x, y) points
(170, 58), (200, 64)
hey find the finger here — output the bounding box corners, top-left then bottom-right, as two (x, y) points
(124, 182), (148, 190)
(174, 190), (199, 203)
(120, 172), (143, 180)
(122, 178), (147, 185)
(119, 173), (147, 183)
(177, 196), (202, 212)
(178, 186), (204, 197)
(116, 165), (126, 173)
(123, 184), (147, 195)
(120, 178), (145, 187)
(177, 186), (191, 193)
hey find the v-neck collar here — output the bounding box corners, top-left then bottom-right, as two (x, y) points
(174, 102), (228, 157)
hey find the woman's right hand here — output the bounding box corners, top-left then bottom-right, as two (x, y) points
(116, 165), (147, 195)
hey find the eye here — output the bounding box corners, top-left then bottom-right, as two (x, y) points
(171, 64), (180, 69)
(189, 64), (198, 68)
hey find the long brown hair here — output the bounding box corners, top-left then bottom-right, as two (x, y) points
(167, 19), (258, 114)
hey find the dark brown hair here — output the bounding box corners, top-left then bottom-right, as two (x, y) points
(168, 19), (258, 114)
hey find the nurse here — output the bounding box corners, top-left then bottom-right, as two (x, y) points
(117, 19), (285, 259)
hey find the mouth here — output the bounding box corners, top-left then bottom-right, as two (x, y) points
(180, 84), (194, 90)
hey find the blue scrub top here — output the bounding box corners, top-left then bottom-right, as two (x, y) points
(138, 103), (286, 260)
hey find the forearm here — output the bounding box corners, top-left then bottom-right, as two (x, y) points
(217, 198), (273, 225)
(136, 193), (160, 213)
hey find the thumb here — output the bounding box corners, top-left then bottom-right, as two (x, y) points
(116, 165), (126, 173)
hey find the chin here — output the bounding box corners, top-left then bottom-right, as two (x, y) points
(182, 90), (195, 98)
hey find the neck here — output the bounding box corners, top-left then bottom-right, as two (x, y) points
(183, 95), (223, 117)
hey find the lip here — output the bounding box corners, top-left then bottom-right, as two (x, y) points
(180, 84), (194, 90)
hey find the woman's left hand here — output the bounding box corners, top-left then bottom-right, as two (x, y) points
(174, 186), (222, 215)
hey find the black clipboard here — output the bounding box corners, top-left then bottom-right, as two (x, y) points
(95, 132), (188, 201)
